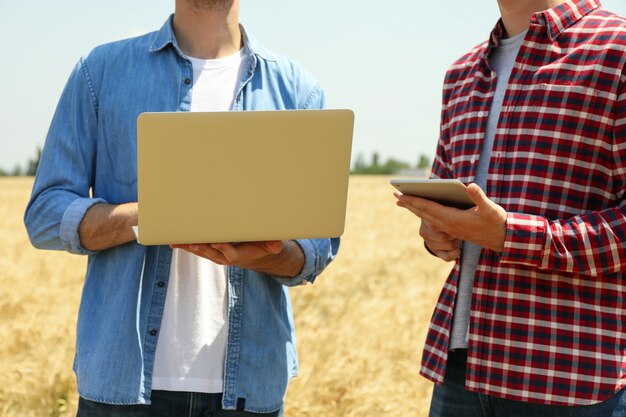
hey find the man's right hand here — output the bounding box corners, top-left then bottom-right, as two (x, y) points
(419, 219), (462, 262)
(78, 202), (138, 251)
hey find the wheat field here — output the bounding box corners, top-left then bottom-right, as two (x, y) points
(0, 176), (452, 417)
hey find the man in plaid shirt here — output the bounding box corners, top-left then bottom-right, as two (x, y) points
(396, 0), (626, 415)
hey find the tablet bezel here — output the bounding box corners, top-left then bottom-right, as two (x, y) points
(390, 178), (475, 209)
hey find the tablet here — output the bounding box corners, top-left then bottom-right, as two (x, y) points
(390, 178), (474, 209)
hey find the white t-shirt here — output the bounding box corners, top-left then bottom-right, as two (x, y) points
(152, 49), (244, 393)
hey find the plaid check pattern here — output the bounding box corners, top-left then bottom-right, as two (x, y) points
(421, 0), (626, 406)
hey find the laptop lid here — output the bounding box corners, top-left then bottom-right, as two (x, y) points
(136, 109), (354, 245)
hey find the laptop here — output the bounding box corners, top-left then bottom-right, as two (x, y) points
(136, 109), (354, 245)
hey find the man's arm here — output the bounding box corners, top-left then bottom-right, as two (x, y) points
(501, 203), (626, 276)
(24, 58), (104, 254)
(396, 183), (626, 277)
(78, 203), (138, 251)
(499, 72), (626, 277)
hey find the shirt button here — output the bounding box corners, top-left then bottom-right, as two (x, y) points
(149, 329), (158, 336)
(184, 78), (191, 85)
(478, 111), (485, 117)
(470, 155), (477, 164)
(157, 281), (165, 288)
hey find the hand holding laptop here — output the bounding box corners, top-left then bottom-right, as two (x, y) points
(171, 240), (305, 278)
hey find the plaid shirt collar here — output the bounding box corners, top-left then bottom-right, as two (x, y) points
(481, 0), (601, 70)
(488, 0), (601, 49)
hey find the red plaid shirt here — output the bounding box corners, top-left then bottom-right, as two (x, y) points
(421, 0), (626, 406)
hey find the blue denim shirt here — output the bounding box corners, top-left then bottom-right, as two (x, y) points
(24, 16), (338, 413)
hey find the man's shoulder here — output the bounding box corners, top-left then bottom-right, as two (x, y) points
(247, 48), (323, 109)
(567, 8), (626, 59)
(243, 27), (319, 87)
(589, 9), (626, 48)
(82, 31), (158, 66)
(258, 51), (318, 84)
(445, 41), (488, 79)
(589, 7), (626, 27)
(576, 7), (626, 43)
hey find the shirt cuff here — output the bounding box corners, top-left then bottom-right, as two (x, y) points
(60, 197), (107, 255)
(500, 212), (548, 268)
(272, 239), (318, 287)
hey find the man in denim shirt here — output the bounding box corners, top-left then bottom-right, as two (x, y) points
(24, 0), (338, 415)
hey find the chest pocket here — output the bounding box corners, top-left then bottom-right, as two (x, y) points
(528, 83), (600, 117)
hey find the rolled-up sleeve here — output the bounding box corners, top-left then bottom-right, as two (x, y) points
(272, 237), (339, 286)
(24, 57), (103, 255)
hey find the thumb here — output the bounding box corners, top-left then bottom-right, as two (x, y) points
(466, 183), (490, 208)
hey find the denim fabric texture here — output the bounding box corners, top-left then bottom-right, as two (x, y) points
(24, 15), (338, 413)
(77, 391), (284, 417)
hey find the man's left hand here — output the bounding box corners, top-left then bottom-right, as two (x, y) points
(171, 240), (304, 277)
(395, 183), (507, 254)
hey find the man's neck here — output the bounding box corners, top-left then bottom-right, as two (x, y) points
(497, 0), (567, 37)
(173, 1), (242, 59)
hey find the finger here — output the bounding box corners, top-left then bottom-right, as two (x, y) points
(467, 183), (507, 224)
(412, 206), (450, 235)
(170, 243), (200, 253)
(434, 248), (461, 262)
(170, 244), (229, 264)
(466, 183), (490, 209)
(397, 194), (453, 222)
(420, 221), (456, 241)
(210, 243), (239, 263)
(260, 240), (283, 254)
(187, 244), (230, 264)
(424, 238), (462, 252)
(215, 241), (283, 260)
(395, 196), (427, 218)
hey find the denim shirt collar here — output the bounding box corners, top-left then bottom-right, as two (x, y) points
(149, 14), (276, 62)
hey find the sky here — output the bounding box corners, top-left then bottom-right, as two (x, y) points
(2, 0), (626, 172)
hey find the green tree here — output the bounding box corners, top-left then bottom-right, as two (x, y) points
(350, 151), (412, 175)
(11, 165), (23, 176)
(352, 153), (367, 172)
(381, 158), (410, 175)
(417, 153), (431, 170)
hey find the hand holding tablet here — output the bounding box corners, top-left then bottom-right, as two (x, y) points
(390, 178), (475, 210)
